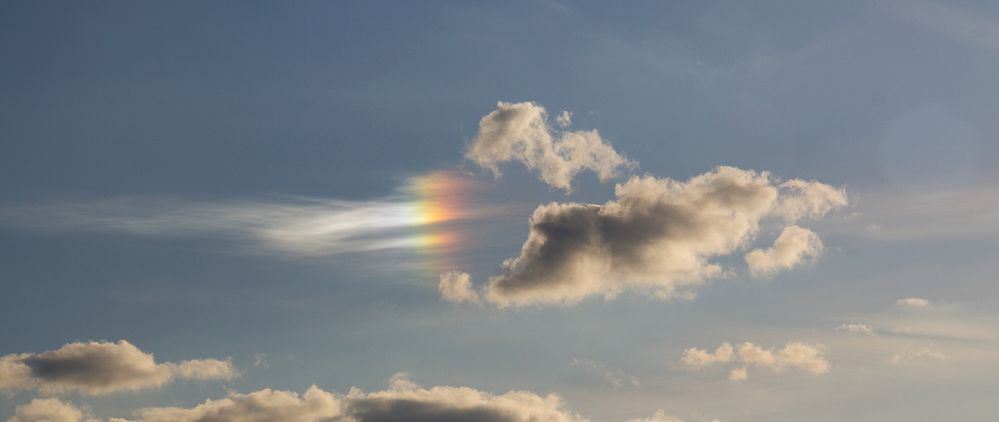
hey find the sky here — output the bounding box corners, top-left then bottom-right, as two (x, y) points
(2, 1), (999, 421)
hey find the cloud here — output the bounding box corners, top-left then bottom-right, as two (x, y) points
(465, 101), (633, 192)
(627, 410), (685, 422)
(887, 347), (948, 366)
(341, 373), (588, 422)
(7, 398), (95, 422)
(0, 340), (236, 395)
(0, 171), (485, 258)
(556, 110), (572, 129)
(682, 341), (829, 380)
(745, 225), (823, 277)
(773, 180), (848, 223)
(680, 343), (734, 368)
(896, 297), (931, 309)
(481, 167), (846, 307)
(836, 323), (876, 335)
(438, 271), (481, 305)
(110, 386), (340, 422)
(111, 374), (588, 422)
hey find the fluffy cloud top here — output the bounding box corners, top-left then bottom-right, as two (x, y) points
(0, 341), (236, 395)
(745, 225), (823, 277)
(682, 341), (829, 380)
(479, 167), (845, 307)
(107, 374), (587, 422)
(7, 398), (93, 422)
(466, 101), (632, 192)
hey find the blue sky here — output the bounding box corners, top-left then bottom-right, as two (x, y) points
(2, 2), (998, 421)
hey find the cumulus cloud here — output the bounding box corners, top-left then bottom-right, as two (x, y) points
(556, 110), (573, 129)
(465, 101), (632, 192)
(680, 343), (734, 368)
(896, 297), (932, 309)
(105, 374), (589, 422)
(342, 373), (587, 422)
(110, 386), (340, 422)
(438, 271), (481, 305)
(774, 180), (848, 223)
(682, 341), (829, 380)
(745, 225), (823, 277)
(7, 398), (94, 422)
(482, 166), (846, 307)
(0, 340), (236, 395)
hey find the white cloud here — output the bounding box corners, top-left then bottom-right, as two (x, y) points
(728, 367), (748, 382)
(110, 386), (340, 422)
(896, 297), (931, 309)
(0, 340), (236, 395)
(7, 398), (94, 422)
(681, 343), (734, 368)
(682, 341), (829, 380)
(466, 101), (633, 192)
(438, 271), (481, 305)
(745, 225), (823, 277)
(342, 373), (588, 422)
(483, 167), (846, 307)
(556, 110), (573, 128)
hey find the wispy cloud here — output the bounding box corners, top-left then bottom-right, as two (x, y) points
(0, 171), (495, 259)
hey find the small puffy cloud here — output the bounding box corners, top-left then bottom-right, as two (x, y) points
(438, 271), (481, 305)
(728, 367), (748, 382)
(254, 353), (268, 368)
(110, 386), (340, 422)
(482, 166), (845, 307)
(681, 343), (734, 368)
(7, 398), (93, 422)
(744, 225), (823, 277)
(0, 340), (236, 395)
(682, 341), (829, 380)
(465, 101), (632, 192)
(556, 110), (572, 128)
(896, 297), (931, 309)
(836, 323), (876, 335)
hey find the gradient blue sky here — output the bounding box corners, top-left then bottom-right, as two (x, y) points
(2, 1), (999, 421)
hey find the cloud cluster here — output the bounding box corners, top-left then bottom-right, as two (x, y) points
(107, 374), (587, 422)
(471, 166), (845, 307)
(745, 225), (823, 277)
(0, 340), (236, 395)
(466, 101), (632, 192)
(681, 341), (830, 380)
